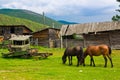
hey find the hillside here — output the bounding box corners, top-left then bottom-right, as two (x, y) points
(0, 9), (62, 28)
(0, 14), (48, 32)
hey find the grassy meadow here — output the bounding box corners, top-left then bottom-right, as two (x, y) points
(0, 46), (120, 80)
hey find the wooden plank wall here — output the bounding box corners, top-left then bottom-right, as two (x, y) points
(32, 29), (60, 48)
(83, 32), (110, 47)
(83, 30), (120, 49)
(109, 30), (120, 49)
(63, 39), (84, 48)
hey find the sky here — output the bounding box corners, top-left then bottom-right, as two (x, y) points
(0, 0), (119, 23)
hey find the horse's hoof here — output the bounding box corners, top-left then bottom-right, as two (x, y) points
(104, 66), (107, 68)
(111, 65), (113, 68)
(93, 65), (95, 67)
(77, 64), (79, 67)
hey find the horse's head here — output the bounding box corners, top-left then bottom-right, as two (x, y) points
(62, 55), (67, 64)
(62, 49), (67, 64)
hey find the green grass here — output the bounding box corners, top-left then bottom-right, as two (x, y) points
(0, 47), (120, 80)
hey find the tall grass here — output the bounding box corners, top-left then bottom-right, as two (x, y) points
(0, 47), (120, 80)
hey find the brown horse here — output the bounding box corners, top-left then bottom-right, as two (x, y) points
(62, 46), (83, 66)
(81, 44), (113, 67)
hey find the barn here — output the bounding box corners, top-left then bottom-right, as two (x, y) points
(0, 25), (33, 40)
(32, 28), (60, 48)
(61, 21), (120, 49)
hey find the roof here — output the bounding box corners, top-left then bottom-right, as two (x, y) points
(60, 21), (120, 36)
(9, 35), (31, 41)
(0, 25), (33, 32)
(33, 28), (60, 34)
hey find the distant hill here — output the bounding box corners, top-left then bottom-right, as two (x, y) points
(0, 14), (48, 32)
(58, 20), (78, 24)
(0, 9), (62, 28)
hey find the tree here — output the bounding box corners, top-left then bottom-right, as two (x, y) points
(112, 0), (120, 21)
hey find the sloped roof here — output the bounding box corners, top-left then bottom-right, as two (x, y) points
(0, 25), (33, 32)
(60, 21), (120, 36)
(33, 28), (60, 34)
(9, 35), (31, 41)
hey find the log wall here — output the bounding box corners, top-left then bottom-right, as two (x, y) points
(83, 30), (120, 49)
(63, 39), (84, 48)
(109, 30), (120, 49)
(32, 28), (60, 48)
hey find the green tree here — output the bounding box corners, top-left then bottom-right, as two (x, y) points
(112, 0), (120, 21)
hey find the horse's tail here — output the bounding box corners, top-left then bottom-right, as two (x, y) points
(108, 46), (112, 55)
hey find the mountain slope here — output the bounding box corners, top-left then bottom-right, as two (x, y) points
(0, 9), (62, 28)
(0, 14), (48, 32)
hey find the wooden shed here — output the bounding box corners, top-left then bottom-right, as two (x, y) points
(61, 21), (120, 49)
(32, 28), (60, 48)
(0, 25), (33, 40)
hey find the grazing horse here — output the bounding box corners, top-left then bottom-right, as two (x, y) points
(62, 46), (83, 66)
(82, 44), (113, 67)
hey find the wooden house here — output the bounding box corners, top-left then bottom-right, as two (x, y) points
(32, 28), (60, 48)
(0, 25), (33, 40)
(61, 21), (120, 49)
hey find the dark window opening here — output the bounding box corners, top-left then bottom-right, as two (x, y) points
(13, 41), (23, 45)
(10, 27), (15, 33)
(25, 40), (29, 44)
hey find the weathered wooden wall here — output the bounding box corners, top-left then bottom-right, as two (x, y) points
(32, 28), (60, 48)
(32, 30), (49, 46)
(63, 39), (84, 48)
(83, 30), (120, 49)
(83, 32), (110, 47)
(109, 30), (120, 49)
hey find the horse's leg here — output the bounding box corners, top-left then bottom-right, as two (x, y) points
(90, 56), (92, 66)
(103, 56), (107, 67)
(68, 56), (71, 65)
(90, 56), (95, 67)
(70, 56), (73, 65)
(77, 56), (80, 66)
(107, 55), (113, 68)
(82, 54), (88, 66)
(68, 56), (72, 65)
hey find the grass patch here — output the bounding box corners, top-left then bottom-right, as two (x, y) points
(0, 47), (120, 80)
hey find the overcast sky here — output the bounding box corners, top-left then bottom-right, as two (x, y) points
(0, 0), (119, 23)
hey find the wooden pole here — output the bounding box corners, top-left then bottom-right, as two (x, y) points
(60, 31), (63, 48)
(43, 12), (45, 26)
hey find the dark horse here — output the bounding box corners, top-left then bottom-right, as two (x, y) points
(82, 44), (113, 67)
(62, 46), (83, 66)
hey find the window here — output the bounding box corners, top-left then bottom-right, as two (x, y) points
(25, 39), (29, 44)
(13, 40), (23, 45)
(10, 27), (15, 33)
